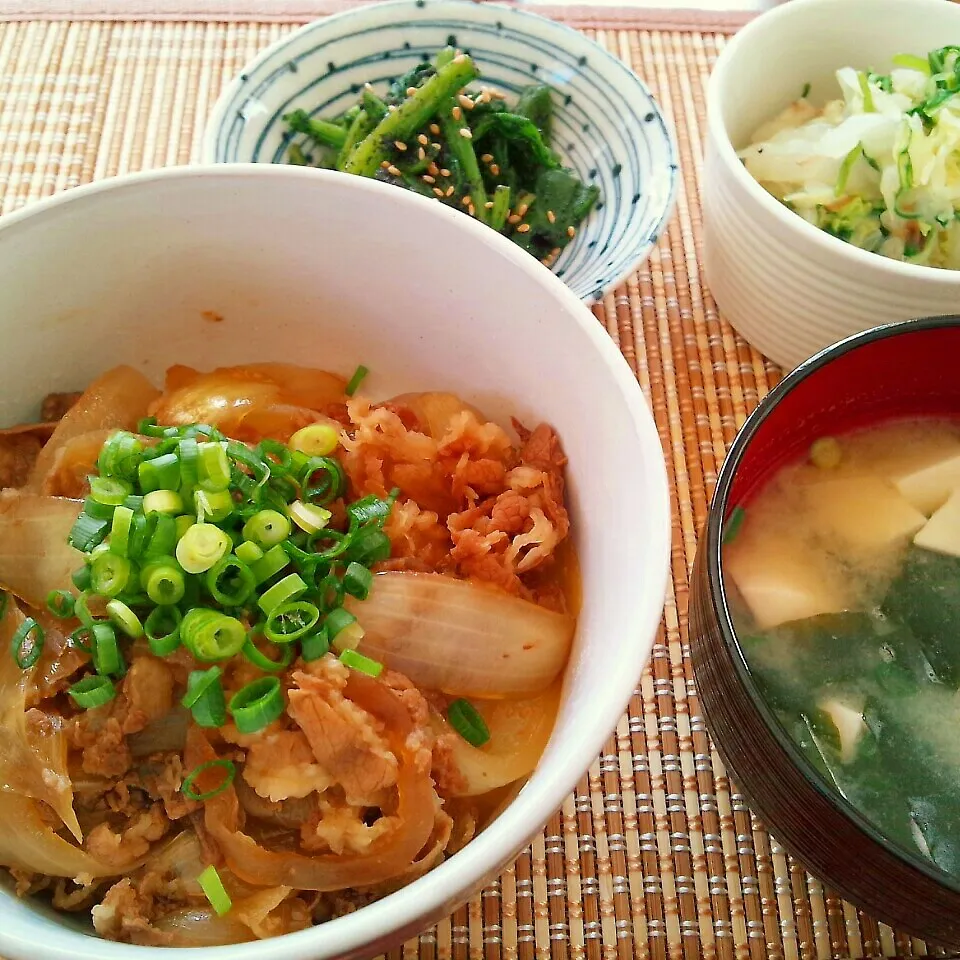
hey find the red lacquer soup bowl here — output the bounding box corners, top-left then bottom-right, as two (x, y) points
(689, 315), (960, 948)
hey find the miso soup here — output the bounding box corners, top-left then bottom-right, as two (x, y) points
(725, 419), (960, 876)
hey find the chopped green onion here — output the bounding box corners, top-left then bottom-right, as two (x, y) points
(197, 442), (231, 492)
(800, 81), (812, 99)
(176, 523), (231, 574)
(721, 505), (746, 545)
(181, 608), (247, 662)
(106, 599), (143, 638)
(264, 600), (320, 643)
(251, 544), (291, 585)
(89, 475), (132, 506)
(257, 439), (294, 475)
(347, 489), (398, 528)
(98, 431), (143, 481)
(343, 562), (373, 600)
(447, 698), (491, 747)
(109, 505), (134, 557)
(72, 565), (92, 592)
(143, 513), (178, 560)
(175, 514), (196, 540)
(142, 559), (186, 605)
(893, 53), (931, 74)
(127, 511), (157, 559)
(205, 555), (256, 607)
(91, 552), (132, 597)
(11, 617), (44, 669)
(835, 142), (862, 196)
(289, 423), (339, 457)
(194, 488), (234, 523)
(234, 540), (263, 565)
(310, 529), (351, 562)
(345, 527), (392, 566)
(338, 648), (382, 677)
(326, 607), (360, 649)
(68, 511), (110, 552)
(198, 865), (232, 916)
(138, 452), (181, 493)
(301, 627), (331, 662)
(243, 509), (292, 549)
(288, 500), (331, 534)
(68, 675), (116, 709)
(83, 496), (117, 521)
(857, 71), (875, 112)
(90, 622), (122, 676)
(229, 676), (284, 734)
(242, 636), (295, 673)
(345, 364), (368, 396)
(46, 589), (76, 619)
(143, 490), (183, 516)
(300, 456), (346, 504)
(144, 605), (182, 655)
(181, 758), (236, 801)
(315, 571), (345, 613)
(74, 591), (96, 626)
(182, 666), (227, 728)
(258, 572), (307, 614)
(179, 436), (200, 491)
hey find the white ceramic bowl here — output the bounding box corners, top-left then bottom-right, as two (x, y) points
(201, 0), (678, 303)
(703, 0), (960, 371)
(0, 165), (670, 960)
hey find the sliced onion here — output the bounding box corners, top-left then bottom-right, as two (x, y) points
(150, 363), (346, 436)
(153, 908), (255, 946)
(38, 429), (115, 498)
(187, 674), (438, 891)
(345, 573), (575, 697)
(438, 682), (561, 797)
(0, 601), (82, 840)
(27, 365), (159, 490)
(128, 707), (190, 758)
(388, 392), (481, 439)
(0, 493), (83, 607)
(0, 793), (115, 877)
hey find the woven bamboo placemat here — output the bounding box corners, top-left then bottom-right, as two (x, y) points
(0, 10), (952, 960)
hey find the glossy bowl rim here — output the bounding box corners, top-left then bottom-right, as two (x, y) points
(0, 161), (673, 960)
(705, 313), (960, 896)
(706, 0), (960, 288)
(199, 0), (680, 305)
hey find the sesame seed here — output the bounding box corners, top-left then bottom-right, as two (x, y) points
(459, 127), (472, 139)
(547, 210), (556, 223)
(430, 123), (441, 135)
(478, 90), (491, 104)
(485, 201), (494, 209)
(418, 134), (429, 146)
(517, 223), (531, 233)
(445, 186), (455, 197)
(481, 153), (494, 163)
(381, 160), (391, 169)
(406, 86), (418, 96)
(418, 147), (426, 160)
(461, 196), (471, 207)
(432, 142), (443, 152)
(507, 214), (521, 225)
(388, 104), (398, 112)
(551, 247), (562, 258)
(387, 164), (402, 177)
(433, 187), (445, 198)
(489, 163), (500, 176)
(467, 204), (475, 217)
(422, 174), (436, 184)
(428, 162), (440, 176)
(518, 203), (529, 217)
(458, 93), (475, 110)
(453, 53), (468, 64)
(567, 226), (576, 238)
(440, 168), (451, 178)
(394, 140), (408, 151)
(451, 106), (462, 122)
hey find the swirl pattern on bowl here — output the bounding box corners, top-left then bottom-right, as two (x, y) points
(202, 0), (678, 302)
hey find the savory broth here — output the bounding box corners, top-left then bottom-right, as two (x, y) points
(725, 418), (960, 876)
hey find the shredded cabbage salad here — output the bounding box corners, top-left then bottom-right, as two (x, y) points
(740, 46), (960, 268)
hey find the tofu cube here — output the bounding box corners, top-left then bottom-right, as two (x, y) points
(914, 489), (960, 558)
(886, 449), (960, 516)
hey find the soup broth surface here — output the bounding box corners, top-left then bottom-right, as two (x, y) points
(726, 418), (960, 876)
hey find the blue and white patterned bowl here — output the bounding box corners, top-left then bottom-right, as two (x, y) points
(202, 0), (678, 302)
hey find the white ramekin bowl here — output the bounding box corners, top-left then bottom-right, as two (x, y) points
(0, 164), (670, 960)
(703, 0), (960, 371)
